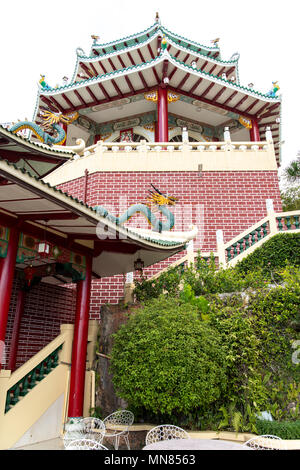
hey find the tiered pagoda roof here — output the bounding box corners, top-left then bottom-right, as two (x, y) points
(33, 19), (282, 162)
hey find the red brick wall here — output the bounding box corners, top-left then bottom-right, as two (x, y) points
(4, 279), (76, 369)
(57, 170), (282, 314)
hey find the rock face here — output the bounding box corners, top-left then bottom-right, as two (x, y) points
(95, 303), (138, 417)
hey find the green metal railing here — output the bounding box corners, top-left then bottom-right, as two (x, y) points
(225, 222), (269, 262)
(5, 345), (63, 413)
(277, 215), (300, 231)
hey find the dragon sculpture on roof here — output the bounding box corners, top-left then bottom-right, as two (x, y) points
(9, 110), (79, 146)
(95, 185), (178, 232)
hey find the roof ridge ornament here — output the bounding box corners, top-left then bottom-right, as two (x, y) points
(155, 12), (161, 25)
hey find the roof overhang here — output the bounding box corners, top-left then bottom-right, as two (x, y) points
(0, 125), (74, 179)
(0, 158), (194, 281)
(35, 49), (281, 163)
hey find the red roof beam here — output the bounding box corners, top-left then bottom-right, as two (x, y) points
(168, 86), (255, 120)
(177, 73), (191, 89)
(211, 86), (227, 102)
(111, 79), (124, 97)
(40, 97), (59, 113)
(243, 99), (260, 114)
(89, 63), (99, 77)
(86, 86), (98, 102)
(73, 90), (88, 106)
(98, 83), (110, 100)
(201, 82), (216, 98)
(259, 103), (280, 117)
(207, 64), (218, 75)
(61, 93), (76, 110)
(189, 77), (203, 94)
(234, 95), (249, 109)
(80, 63), (94, 78)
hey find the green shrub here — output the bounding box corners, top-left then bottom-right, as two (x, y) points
(110, 296), (227, 416)
(256, 419), (300, 439)
(236, 233), (300, 278)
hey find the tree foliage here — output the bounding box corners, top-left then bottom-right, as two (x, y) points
(110, 297), (227, 416)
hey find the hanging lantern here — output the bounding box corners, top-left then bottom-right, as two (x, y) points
(24, 265), (35, 286)
(134, 258), (144, 273)
(37, 240), (51, 259)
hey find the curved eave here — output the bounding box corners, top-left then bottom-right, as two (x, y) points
(36, 50), (281, 162)
(74, 31), (238, 85)
(0, 157), (188, 253)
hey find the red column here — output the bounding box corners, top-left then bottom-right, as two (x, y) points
(157, 86), (169, 143)
(0, 227), (20, 368)
(68, 256), (92, 418)
(94, 134), (101, 144)
(250, 119), (260, 142)
(154, 121), (159, 143)
(8, 288), (26, 371)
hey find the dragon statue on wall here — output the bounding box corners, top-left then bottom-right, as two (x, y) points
(95, 185), (178, 232)
(9, 110), (79, 146)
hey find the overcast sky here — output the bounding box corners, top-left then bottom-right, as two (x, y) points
(0, 0), (298, 173)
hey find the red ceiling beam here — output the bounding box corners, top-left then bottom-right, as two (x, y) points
(207, 64), (218, 75)
(222, 90), (238, 106)
(168, 66), (179, 81)
(80, 63), (94, 78)
(162, 59), (169, 80)
(138, 71), (149, 90)
(86, 86), (98, 102)
(201, 82), (216, 98)
(61, 93), (76, 110)
(260, 102), (280, 117)
(108, 57), (117, 71)
(226, 67), (236, 77)
(243, 99), (260, 114)
(48, 96), (65, 113)
(126, 51), (136, 66)
(73, 90), (88, 107)
(147, 44), (155, 60)
(177, 73), (191, 89)
(97, 61), (108, 74)
(168, 86), (255, 120)
(89, 63), (99, 77)
(255, 103), (270, 117)
(111, 79), (123, 97)
(182, 53), (190, 63)
(234, 95), (249, 109)
(98, 83), (110, 100)
(259, 112), (279, 119)
(189, 77), (203, 94)
(18, 212), (79, 221)
(40, 97), (59, 113)
(217, 67), (226, 77)
(211, 86), (227, 102)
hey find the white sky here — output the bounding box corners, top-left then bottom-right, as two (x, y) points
(0, 0), (298, 173)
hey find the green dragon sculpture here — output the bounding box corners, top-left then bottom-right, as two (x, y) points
(95, 185), (178, 232)
(9, 110), (79, 146)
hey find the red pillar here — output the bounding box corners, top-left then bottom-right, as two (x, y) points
(250, 119), (260, 142)
(8, 288), (26, 371)
(0, 227), (20, 368)
(94, 134), (101, 144)
(157, 86), (169, 143)
(68, 257), (92, 418)
(154, 121), (159, 143)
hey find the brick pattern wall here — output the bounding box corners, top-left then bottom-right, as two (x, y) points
(4, 279), (76, 369)
(57, 170), (282, 315)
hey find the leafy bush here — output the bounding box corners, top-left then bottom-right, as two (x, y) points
(110, 296), (227, 416)
(236, 233), (300, 278)
(256, 419), (300, 440)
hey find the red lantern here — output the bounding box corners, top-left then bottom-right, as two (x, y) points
(37, 241), (51, 259)
(24, 265), (35, 286)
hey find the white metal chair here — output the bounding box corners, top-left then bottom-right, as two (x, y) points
(63, 417), (105, 448)
(243, 434), (287, 450)
(103, 410), (134, 450)
(65, 438), (108, 450)
(145, 425), (190, 446)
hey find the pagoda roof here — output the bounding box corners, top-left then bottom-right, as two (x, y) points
(73, 23), (238, 85)
(0, 124), (74, 178)
(35, 48), (281, 162)
(0, 157), (193, 280)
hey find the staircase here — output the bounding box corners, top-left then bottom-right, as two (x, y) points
(0, 322), (98, 450)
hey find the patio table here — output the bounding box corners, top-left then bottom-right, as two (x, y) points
(143, 438), (250, 450)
